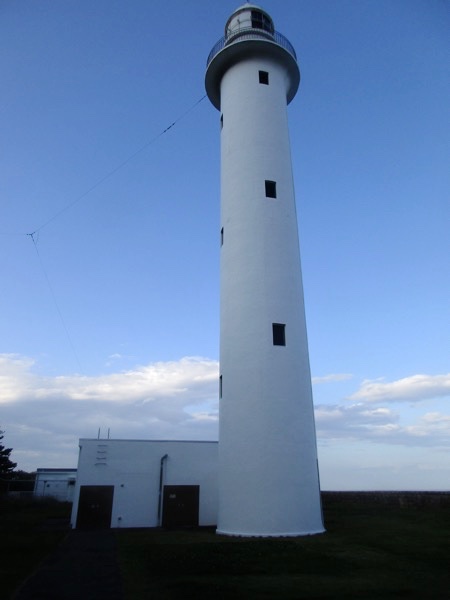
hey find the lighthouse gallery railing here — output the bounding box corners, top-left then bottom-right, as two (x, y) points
(207, 28), (297, 67)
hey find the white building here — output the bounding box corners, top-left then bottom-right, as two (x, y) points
(206, 4), (324, 536)
(70, 440), (218, 529)
(34, 468), (77, 502)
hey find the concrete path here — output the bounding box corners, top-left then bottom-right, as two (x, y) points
(13, 531), (123, 600)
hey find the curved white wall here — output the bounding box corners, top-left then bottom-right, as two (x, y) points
(208, 15), (324, 536)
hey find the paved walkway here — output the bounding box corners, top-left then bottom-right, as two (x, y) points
(14, 530), (123, 600)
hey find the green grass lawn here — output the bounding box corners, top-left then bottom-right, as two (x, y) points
(0, 496), (71, 599)
(2, 494), (449, 599)
(116, 497), (450, 599)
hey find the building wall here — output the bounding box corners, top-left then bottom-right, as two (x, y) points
(34, 469), (77, 502)
(70, 439), (218, 529)
(216, 51), (323, 535)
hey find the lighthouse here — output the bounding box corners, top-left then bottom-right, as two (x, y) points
(206, 4), (324, 536)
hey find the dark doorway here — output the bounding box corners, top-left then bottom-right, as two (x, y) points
(162, 485), (199, 529)
(76, 485), (114, 530)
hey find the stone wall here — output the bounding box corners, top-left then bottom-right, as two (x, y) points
(322, 491), (450, 508)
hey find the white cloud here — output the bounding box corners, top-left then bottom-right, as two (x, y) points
(2, 355), (449, 479)
(0, 354), (38, 402)
(314, 373), (450, 449)
(347, 373), (450, 404)
(315, 402), (450, 448)
(0, 354), (219, 404)
(315, 403), (398, 431)
(404, 412), (450, 439)
(0, 354), (220, 471)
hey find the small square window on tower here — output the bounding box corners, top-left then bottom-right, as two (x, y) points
(272, 323), (286, 346)
(265, 180), (277, 198)
(259, 70), (269, 85)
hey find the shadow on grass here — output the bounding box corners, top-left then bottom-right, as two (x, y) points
(3, 494), (449, 599)
(0, 496), (71, 599)
(116, 495), (450, 599)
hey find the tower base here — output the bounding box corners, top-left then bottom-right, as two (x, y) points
(216, 527), (325, 538)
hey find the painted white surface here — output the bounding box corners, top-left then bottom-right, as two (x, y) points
(206, 7), (324, 536)
(70, 439), (218, 529)
(34, 468), (77, 502)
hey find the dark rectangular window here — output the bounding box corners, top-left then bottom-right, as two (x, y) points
(259, 70), (269, 85)
(220, 227), (224, 246)
(251, 10), (274, 34)
(219, 375), (222, 398)
(265, 180), (277, 198)
(220, 114), (223, 129)
(272, 323), (286, 346)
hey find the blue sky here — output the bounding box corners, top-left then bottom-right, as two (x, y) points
(1, 0), (449, 490)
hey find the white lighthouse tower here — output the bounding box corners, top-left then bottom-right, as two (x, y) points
(206, 4), (324, 536)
